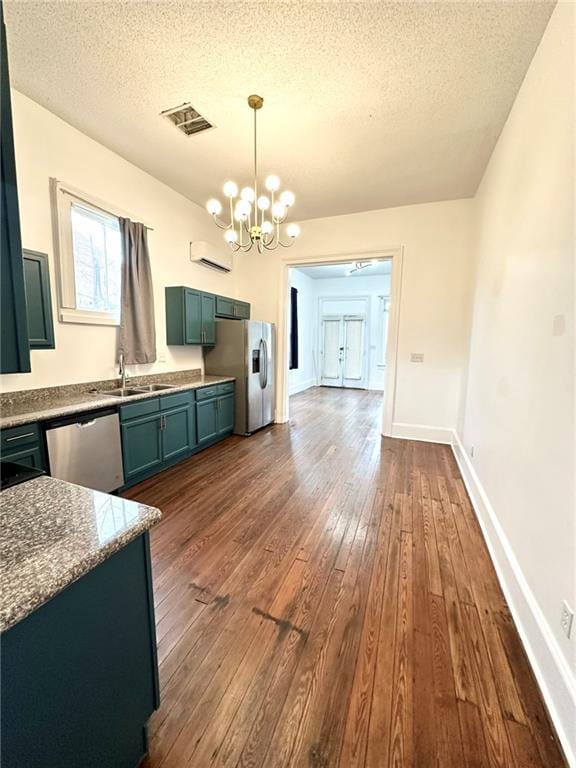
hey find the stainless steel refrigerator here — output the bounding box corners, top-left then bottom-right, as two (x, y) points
(205, 319), (275, 435)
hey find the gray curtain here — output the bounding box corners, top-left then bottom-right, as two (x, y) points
(118, 218), (157, 364)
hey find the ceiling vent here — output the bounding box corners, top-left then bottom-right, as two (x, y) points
(161, 103), (214, 136)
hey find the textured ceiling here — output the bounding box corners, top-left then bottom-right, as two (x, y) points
(4, 1), (554, 221)
(296, 262), (392, 279)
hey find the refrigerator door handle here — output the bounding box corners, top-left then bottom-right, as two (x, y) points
(262, 339), (268, 389)
(259, 339), (266, 389)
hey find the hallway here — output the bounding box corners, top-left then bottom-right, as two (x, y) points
(125, 387), (566, 767)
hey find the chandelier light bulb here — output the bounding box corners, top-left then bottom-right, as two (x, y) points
(279, 190), (295, 208)
(224, 229), (238, 244)
(235, 199), (251, 217)
(261, 220), (273, 235)
(265, 175), (280, 192)
(286, 223), (301, 239)
(223, 181), (238, 198)
(206, 198), (222, 215)
(272, 202), (286, 221)
(257, 195), (270, 211)
(240, 186), (255, 203)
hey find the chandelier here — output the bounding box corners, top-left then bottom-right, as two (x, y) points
(206, 95), (300, 252)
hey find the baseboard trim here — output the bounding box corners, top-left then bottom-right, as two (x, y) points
(451, 431), (576, 767)
(288, 379), (315, 396)
(390, 422), (454, 444)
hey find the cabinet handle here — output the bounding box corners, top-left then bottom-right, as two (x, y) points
(6, 432), (35, 442)
(159, 415), (166, 431)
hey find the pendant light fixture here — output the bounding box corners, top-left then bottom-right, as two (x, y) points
(206, 95), (300, 252)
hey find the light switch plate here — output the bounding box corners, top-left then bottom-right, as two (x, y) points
(410, 353), (424, 363)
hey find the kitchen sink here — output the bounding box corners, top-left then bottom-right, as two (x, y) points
(133, 384), (176, 392)
(99, 388), (145, 397)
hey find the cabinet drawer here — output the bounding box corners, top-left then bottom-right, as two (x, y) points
(217, 382), (235, 395)
(196, 385), (219, 401)
(120, 397), (160, 422)
(160, 391), (193, 411)
(1, 422), (41, 451)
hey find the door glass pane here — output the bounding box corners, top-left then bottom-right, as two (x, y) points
(322, 320), (341, 379)
(344, 319), (364, 380)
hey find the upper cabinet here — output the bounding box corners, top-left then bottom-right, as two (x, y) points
(166, 287), (250, 346)
(0, 7), (31, 373)
(215, 295), (250, 320)
(23, 250), (55, 349)
(166, 287), (216, 346)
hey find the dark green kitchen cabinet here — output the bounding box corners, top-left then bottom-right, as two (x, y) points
(121, 412), (164, 480)
(215, 295), (251, 320)
(196, 387), (235, 446)
(196, 398), (218, 445)
(218, 393), (235, 434)
(0, 422), (47, 471)
(0, 7), (30, 374)
(166, 287), (216, 346)
(120, 391), (196, 484)
(23, 250), (55, 349)
(162, 404), (195, 462)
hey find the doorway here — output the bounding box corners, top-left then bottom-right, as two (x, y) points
(278, 250), (403, 436)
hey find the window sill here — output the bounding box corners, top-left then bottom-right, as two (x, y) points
(59, 308), (120, 326)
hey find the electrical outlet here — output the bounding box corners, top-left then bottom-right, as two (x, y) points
(561, 601), (574, 639)
(158, 349), (167, 363)
(410, 353), (424, 363)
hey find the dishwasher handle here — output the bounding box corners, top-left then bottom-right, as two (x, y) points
(76, 420), (96, 428)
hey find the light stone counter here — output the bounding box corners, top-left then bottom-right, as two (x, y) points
(0, 475), (161, 632)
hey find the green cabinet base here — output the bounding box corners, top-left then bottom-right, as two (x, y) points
(0, 533), (159, 768)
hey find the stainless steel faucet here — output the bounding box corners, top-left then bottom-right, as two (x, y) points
(118, 353), (129, 388)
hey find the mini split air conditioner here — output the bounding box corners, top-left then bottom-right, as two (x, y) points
(189, 240), (233, 273)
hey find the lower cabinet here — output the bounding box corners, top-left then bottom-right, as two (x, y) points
(197, 388), (235, 446)
(120, 385), (234, 486)
(0, 422), (47, 471)
(120, 393), (196, 483)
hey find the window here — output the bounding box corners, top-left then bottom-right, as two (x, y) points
(53, 181), (123, 325)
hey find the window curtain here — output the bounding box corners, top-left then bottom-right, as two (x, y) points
(289, 286), (299, 370)
(118, 218), (156, 364)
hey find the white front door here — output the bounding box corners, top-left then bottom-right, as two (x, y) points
(320, 315), (367, 388)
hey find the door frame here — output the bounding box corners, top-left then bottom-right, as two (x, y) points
(277, 247), (404, 436)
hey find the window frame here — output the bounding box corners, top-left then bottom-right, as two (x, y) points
(51, 179), (125, 326)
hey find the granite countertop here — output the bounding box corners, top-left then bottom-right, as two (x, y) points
(0, 373), (235, 429)
(0, 475), (161, 632)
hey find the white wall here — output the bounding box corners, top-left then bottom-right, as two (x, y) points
(0, 90), (242, 392)
(236, 199), (474, 441)
(456, 3), (575, 761)
(312, 273), (390, 390)
(288, 269), (316, 395)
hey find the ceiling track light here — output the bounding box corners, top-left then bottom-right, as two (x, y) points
(206, 95), (301, 253)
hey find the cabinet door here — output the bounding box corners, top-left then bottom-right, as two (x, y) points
(162, 405), (195, 462)
(196, 399), (218, 445)
(201, 293), (216, 345)
(2, 444), (46, 471)
(0, 9), (30, 374)
(121, 414), (163, 479)
(215, 295), (235, 318)
(184, 289), (202, 344)
(234, 301), (251, 320)
(23, 250), (55, 349)
(217, 394), (235, 435)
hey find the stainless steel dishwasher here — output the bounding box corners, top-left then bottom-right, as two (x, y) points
(45, 408), (124, 492)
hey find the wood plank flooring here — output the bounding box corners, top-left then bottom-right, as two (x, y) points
(124, 387), (567, 768)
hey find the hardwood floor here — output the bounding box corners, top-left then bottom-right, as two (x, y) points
(124, 387), (567, 768)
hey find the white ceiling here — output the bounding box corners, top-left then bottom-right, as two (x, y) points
(295, 261), (392, 280)
(4, 1), (554, 221)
